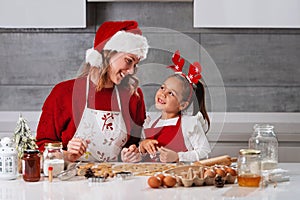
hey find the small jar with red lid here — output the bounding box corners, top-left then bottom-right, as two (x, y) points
(22, 149), (41, 182)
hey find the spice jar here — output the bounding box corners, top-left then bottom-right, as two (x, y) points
(43, 142), (64, 177)
(249, 124), (278, 170)
(22, 149), (41, 182)
(237, 149), (261, 187)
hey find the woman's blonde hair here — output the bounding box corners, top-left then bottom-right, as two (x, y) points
(77, 50), (139, 95)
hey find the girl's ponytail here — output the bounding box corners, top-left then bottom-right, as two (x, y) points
(193, 81), (210, 133)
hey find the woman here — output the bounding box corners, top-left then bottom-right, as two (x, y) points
(36, 20), (149, 162)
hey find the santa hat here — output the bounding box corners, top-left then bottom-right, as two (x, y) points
(86, 20), (149, 67)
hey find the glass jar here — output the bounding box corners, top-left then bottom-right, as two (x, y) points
(22, 149), (41, 182)
(248, 124), (278, 170)
(237, 149), (261, 187)
(43, 142), (64, 177)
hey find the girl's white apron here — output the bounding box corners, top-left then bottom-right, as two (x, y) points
(73, 77), (128, 162)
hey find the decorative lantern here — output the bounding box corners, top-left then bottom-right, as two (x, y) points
(0, 137), (18, 180)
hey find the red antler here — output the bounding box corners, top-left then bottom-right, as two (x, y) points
(187, 62), (202, 84)
(168, 50), (185, 72)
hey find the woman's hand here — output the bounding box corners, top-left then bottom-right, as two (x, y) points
(121, 144), (141, 163)
(65, 138), (90, 162)
(139, 139), (158, 155)
(158, 147), (179, 163)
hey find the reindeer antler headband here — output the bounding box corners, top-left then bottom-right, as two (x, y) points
(167, 50), (202, 85)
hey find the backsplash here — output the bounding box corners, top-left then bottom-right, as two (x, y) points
(0, 2), (300, 112)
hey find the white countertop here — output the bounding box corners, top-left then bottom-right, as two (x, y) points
(0, 163), (299, 200)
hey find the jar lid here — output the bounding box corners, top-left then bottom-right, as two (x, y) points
(239, 149), (261, 155)
(24, 149), (40, 154)
(45, 142), (63, 149)
(253, 124), (274, 130)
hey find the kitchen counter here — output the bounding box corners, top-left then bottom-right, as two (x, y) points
(0, 163), (299, 200)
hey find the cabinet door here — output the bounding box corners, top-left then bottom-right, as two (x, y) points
(194, 0), (300, 28)
(0, 0), (86, 28)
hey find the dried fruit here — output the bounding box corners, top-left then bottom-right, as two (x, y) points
(215, 175), (225, 188)
(84, 168), (95, 178)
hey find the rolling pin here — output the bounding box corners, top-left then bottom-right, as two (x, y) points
(194, 155), (235, 166)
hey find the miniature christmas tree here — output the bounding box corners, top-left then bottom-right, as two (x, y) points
(13, 114), (38, 159)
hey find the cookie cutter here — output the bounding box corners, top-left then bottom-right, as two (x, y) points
(115, 171), (133, 180)
(88, 176), (106, 183)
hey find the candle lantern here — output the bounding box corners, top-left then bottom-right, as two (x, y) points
(0, 137), (18, 180)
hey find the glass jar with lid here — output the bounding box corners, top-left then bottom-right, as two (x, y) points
(43, 142), (64, 177)
(22, 149), (41, 182)
(248, 124), (278, 170)
(237, 149), (261, 187)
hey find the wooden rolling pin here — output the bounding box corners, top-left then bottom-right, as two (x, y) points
(194, 155), (236, 166)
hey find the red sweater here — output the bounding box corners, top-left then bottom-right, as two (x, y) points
(36, 77), (146, 152)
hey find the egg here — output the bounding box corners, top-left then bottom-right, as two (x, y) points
(203, 167), (209, 173)
(225, 167), (237, 176)
(204, 168), (216, 178)
(156, 174), (165, 186)
(223, 165), (229, 171)
(162, 176), (177, 188)
(148, 176), (161, 188)
(215, 168), (226, 177)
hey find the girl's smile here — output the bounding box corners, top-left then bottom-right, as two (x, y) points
(157, 97), (166, 104)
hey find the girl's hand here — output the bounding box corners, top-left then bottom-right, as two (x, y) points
(65, 138), (90, 162)
(121, 144), (141, 163)
(158, 147), (179, 163)
(139, 139), (159, 155)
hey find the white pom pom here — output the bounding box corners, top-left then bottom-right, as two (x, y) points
(85, 48), (102, 67)
(104, 31), (149, 60)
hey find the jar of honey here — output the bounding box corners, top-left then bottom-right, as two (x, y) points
(22, 149), (41, 182)
(237, 149), (261, 187)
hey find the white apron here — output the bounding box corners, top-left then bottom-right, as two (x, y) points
(73, 77), (128, 162)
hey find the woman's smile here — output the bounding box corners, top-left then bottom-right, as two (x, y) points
(120, 71), (125, 78)
(109, 52), (139, 85)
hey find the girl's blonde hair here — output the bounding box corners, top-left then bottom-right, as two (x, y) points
(77, 50), (139, 95)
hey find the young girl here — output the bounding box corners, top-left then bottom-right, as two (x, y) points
(121, 51), (211, 163)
